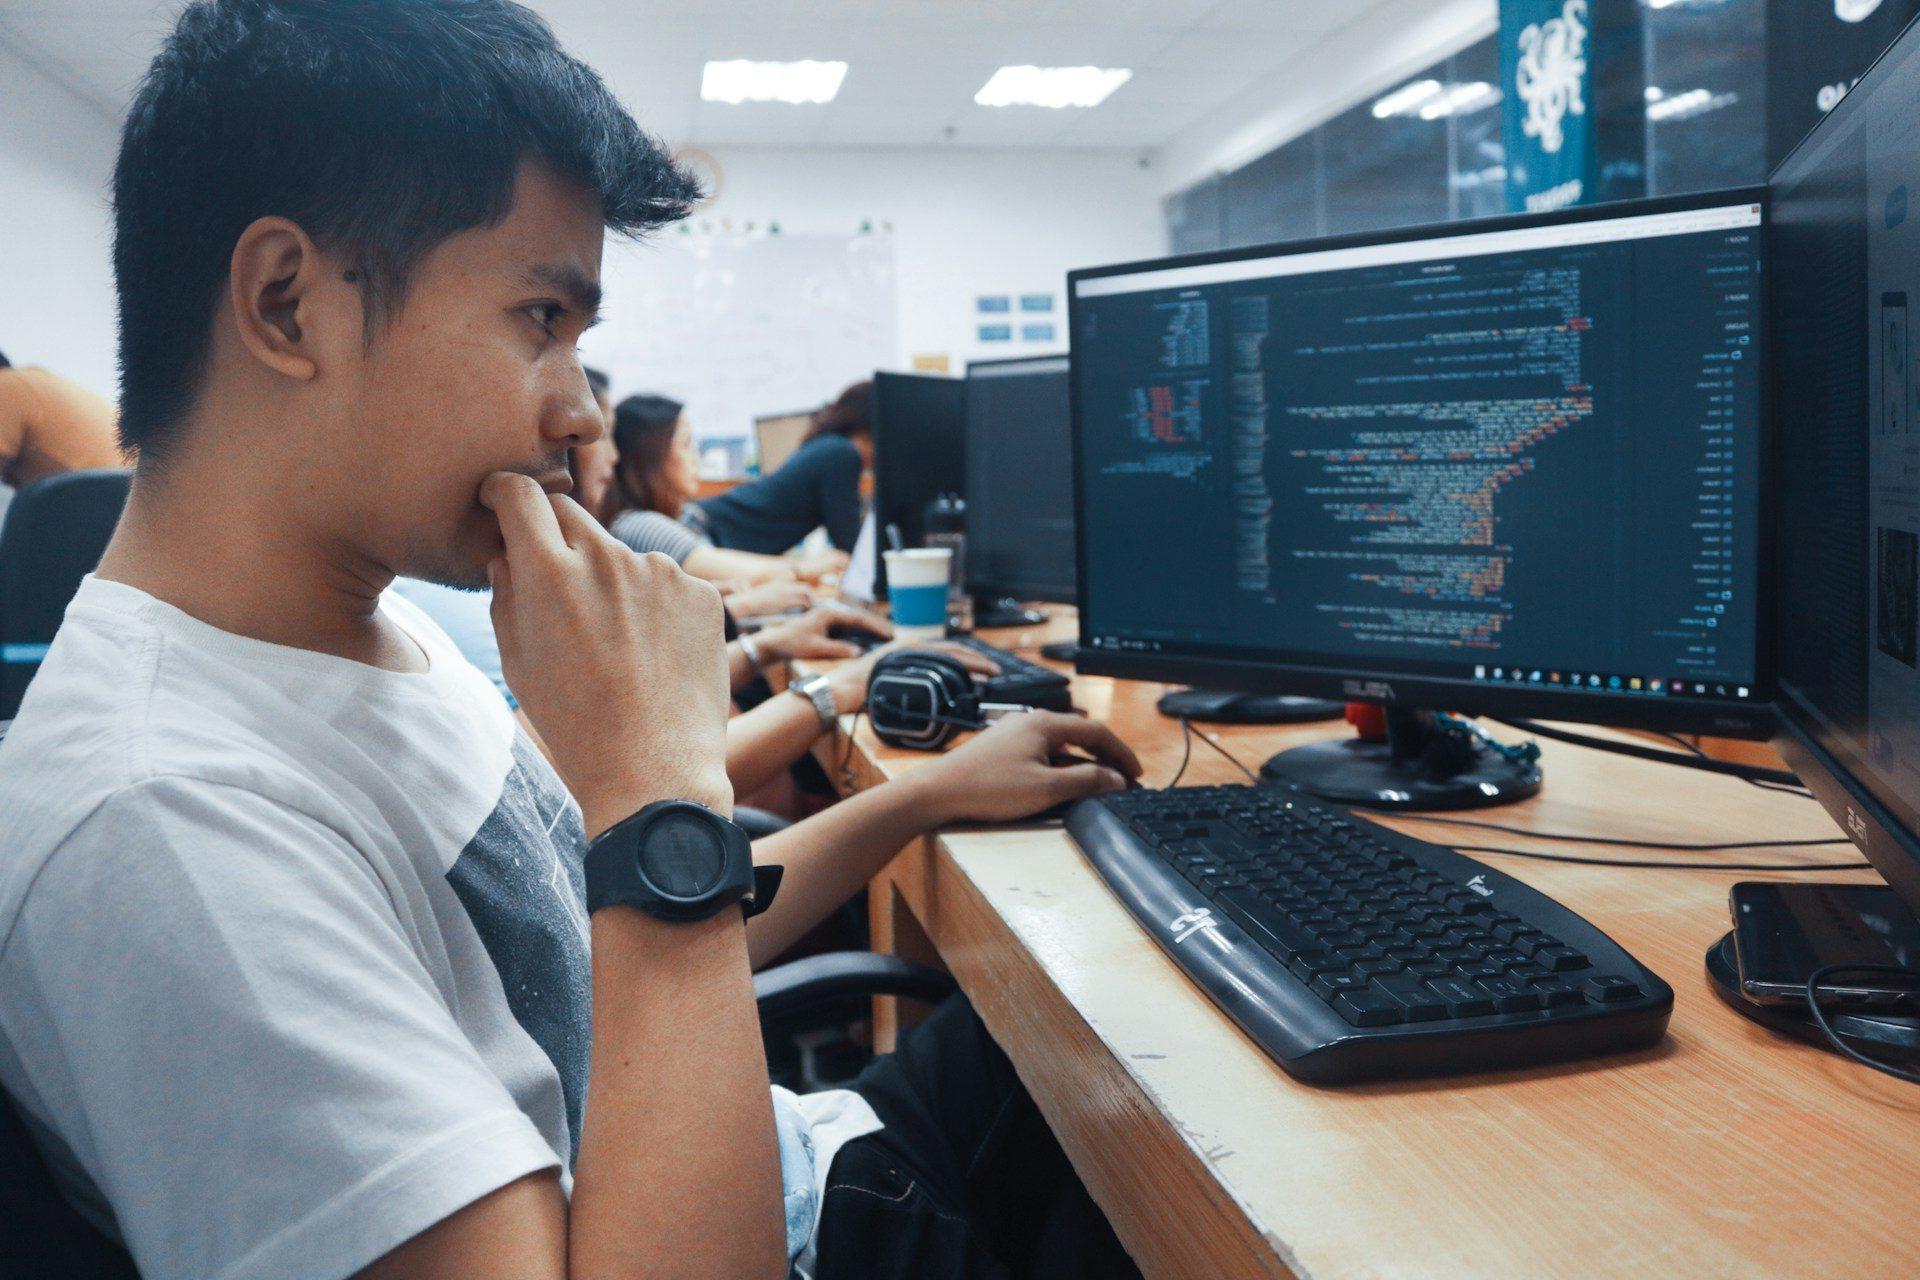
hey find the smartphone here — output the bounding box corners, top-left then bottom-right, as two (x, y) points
(1730, 882), (1920, 1007)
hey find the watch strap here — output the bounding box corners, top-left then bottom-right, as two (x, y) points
(790, 673), (839, 730)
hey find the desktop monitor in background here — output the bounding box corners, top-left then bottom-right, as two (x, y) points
(753, 408), (815, 476)
(871, 371), (965, 593)
(1770, 13), (1920, 912)
(1069, 189), (1770, 810)
(964, 355), (1074, 628)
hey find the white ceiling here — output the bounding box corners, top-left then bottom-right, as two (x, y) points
(0, 0), (1404, 151)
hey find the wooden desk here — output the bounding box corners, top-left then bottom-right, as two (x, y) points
(809, 609), (1920, 1280)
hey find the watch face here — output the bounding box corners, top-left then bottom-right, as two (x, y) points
(639, 808), (730, 900)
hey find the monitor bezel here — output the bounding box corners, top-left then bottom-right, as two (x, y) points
(1067, 185), (1776, 740)
(1766, 5), (1920, 900)
(963, 353), (1076, 605)
(870, 370), (965, 595)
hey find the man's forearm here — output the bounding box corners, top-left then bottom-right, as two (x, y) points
(725, 694), (822, 796)
(744, 769), (950, 968)
(572, 909), (788, 1280)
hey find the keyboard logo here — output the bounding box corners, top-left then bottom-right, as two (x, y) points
(1170, 907), (1230, 949)
(1466, 874), (1494, 897)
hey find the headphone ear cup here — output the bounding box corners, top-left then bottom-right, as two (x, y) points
(867, 649), (983, 750)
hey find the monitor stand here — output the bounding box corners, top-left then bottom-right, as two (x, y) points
(1156, 688), (1345, 725)
(972, 596), (1048, 629)
(1259, 706), (1542, 811)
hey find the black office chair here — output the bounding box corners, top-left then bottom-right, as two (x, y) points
(0, 1087), (138, 1279)
(736, 807), (959, 1089)
(0, 468), (133, 721)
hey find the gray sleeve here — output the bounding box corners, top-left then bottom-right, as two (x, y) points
(0, 779), (559, 1280)
(610, 509), (704, 564)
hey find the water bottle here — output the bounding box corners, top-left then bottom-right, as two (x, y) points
(923, 492), (971, 633)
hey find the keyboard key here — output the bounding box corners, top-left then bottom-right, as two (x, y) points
(1425, 977), (1497, 1017)
(1334, 989), (1406, 1027)
(1536, 946), (1592, 973)
(1312, 972), (1369, 1001)
(1373, 973), (1449, 1022)
(1476, 977), (1544, 1013)
(1585, 976), (1644, 1004)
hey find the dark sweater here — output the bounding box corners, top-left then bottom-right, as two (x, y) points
(694, 434), (864, 553)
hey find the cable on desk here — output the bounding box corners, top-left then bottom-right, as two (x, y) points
(1188, 722), (1261, 783)
(1493, 717), (1802, 786)
(1165, 716), (1858, 869)
(1806, 964), (1920, 1085)
(1404, 814), (1851, 853)
(1164, 717), (1196, 790)
(1452, 845), (1870, 872)
(835, 709), (867, 793)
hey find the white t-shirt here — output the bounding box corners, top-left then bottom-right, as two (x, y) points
(0, 576), (876, 1280)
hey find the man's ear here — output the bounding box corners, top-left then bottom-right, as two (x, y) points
(226, 216), (334, 382)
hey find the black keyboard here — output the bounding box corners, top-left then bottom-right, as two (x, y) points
(952, 635), (1074, 712)
(1066, 784), (1671, 1083)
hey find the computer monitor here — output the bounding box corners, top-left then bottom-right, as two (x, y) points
(965, 355), (1075, 624)
(1069, 189), (1770, 808)
(753, 408), (815, 476)
(1769, 12), (1920, 909)
(871, 371), (965, 591)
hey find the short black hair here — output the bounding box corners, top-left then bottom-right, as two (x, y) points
(584, 366), (610, 400)
(113, 0), (699, 461)
(0, 349), (9, 370)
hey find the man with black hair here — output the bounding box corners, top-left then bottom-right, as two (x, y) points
(0, 4), (1141, 1280)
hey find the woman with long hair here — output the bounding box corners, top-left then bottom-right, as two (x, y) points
(595, 393), (830, 612)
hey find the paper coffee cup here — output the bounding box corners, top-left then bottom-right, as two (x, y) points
(884, 547), (952, 641)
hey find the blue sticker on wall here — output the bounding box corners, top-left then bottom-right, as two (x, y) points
(1020, 323), (1056, 342)
(978, 324), (1013, 342)
(1019, 294), (1055, 313)
(976, 295), (1011, 313)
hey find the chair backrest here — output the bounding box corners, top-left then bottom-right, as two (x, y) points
(0, 468), (131, 715)
(0, 1086), (140, 1279)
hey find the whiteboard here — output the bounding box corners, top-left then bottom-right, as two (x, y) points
(581, 231), (897, 458)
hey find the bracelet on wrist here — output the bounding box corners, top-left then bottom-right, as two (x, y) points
(738, 630), (765, 671)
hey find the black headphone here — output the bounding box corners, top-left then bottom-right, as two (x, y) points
(867, 649), (1023, 750)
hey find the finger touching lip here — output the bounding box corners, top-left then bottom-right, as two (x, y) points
(535, 472), (573, 496)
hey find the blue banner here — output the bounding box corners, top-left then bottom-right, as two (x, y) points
(1500, 0), (1596, 213)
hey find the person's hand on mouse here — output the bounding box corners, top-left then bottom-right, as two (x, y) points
(908, 711), (1141, 824)
(753, 605), (893, 664)
(722, 579), (815, 620)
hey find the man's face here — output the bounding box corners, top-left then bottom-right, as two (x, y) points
(334, 163), (608, 589)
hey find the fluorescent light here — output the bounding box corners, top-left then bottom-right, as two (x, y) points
(974, 66), (1131, 109)
(701, 59), (847, 105)
(1645, 87), (1737, 122)
(1372, 78), (1442, 118)
(1416, 81), (1502, 119)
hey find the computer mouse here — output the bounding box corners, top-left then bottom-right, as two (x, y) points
(828, 622), (887, 652)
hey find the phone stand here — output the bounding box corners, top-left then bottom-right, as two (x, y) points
(1704, 932), (1920, 1059)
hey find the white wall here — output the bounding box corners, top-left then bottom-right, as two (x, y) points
(696, 146), (1165, 371)
(0, 36), (120, 398)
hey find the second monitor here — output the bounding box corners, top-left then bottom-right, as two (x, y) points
(1070, 189), (1771, 807)
(965, 355), (1075, 628)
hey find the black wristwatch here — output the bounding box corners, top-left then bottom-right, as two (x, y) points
(584, 800), (782, 922)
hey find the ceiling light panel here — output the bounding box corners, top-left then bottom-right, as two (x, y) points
(700, 59), (848, 105)
(974, 65), (1133, 109)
